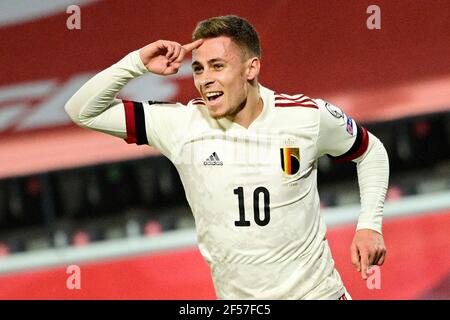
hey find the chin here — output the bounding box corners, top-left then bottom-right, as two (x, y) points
(207, 106), (227, 119)
(209, 114), (221, 119)
(209, 112), (225, 120)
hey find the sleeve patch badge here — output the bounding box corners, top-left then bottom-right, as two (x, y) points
(346, 116), (354, 135)
(324, 101), (344, 119)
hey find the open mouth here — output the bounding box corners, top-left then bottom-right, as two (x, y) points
(205, 91), (224, 102)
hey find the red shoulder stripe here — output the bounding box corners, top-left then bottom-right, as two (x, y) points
(274, 93), (318, 108)
(275, 96), (316, 105)
(190, 98), (206, 105)
(275, 103), (318, 109)
(274, 94), (305, 101)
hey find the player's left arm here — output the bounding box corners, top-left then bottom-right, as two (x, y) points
(315, 99), (389, 280)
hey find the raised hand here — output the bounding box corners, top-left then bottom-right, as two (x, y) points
(139, 39), (203, 75)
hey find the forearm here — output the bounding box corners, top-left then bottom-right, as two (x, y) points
(353, 132), (390, 234)
(64, 50), (148, 137)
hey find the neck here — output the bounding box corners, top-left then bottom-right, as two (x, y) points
(227, 83), (263, 128)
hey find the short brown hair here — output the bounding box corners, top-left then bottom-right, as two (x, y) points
(192, 15), (261, 59)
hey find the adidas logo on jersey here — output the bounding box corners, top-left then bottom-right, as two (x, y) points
(203, 152), (223, 166)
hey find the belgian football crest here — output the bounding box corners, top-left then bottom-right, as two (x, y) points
(280, 147), (300, 175)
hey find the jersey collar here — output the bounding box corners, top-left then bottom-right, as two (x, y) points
(216, 84), (274, 131)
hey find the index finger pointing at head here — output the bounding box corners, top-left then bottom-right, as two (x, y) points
(182, 39), (204, 52)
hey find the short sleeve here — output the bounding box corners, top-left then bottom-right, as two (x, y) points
(315, 99), (369, 163)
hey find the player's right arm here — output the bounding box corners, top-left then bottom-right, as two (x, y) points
(64, 39), (203, 140)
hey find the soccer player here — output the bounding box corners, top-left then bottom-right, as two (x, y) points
(65, 15), (389, 299)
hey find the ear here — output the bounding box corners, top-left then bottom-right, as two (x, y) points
(246, 57), (260, 81)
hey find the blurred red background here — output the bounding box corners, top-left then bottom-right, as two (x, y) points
(0, 209), (448, 300)
(0, 0), (449, 300)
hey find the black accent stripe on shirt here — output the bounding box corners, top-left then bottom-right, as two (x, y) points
(328, 124), (367, 163)
(148, 100), (171, 105)
(133, 101), (148, 145)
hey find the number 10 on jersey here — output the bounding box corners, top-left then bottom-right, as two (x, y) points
(233, 186), (271, 227)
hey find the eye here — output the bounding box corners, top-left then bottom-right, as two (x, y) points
(213, 63), (224, 70)
(192, 66), (203, 74)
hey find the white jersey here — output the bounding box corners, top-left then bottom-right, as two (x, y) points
(65, 51), (379, 300)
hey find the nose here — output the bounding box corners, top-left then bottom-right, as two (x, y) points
(198, 68), (215, 88)
(202, 78), (215, 88)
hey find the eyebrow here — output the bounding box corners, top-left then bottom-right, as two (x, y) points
(191, 58), (226, 68)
